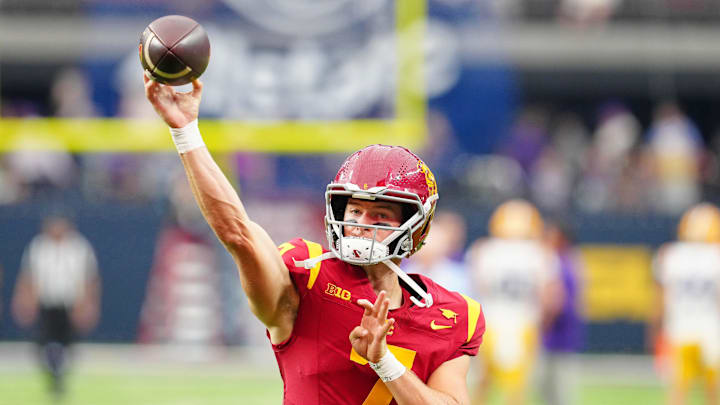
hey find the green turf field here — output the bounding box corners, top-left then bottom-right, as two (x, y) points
(0, 369), (705, 405)
(0, 369), (283, 405)
(0, 344), (706, 405)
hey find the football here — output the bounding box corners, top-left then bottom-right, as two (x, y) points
(139, 15), (210, 86)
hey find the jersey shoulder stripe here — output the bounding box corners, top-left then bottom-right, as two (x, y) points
(415, 273), (485, 352)
(303, 239), (324, 289)
(460, 293), (482, 343)
(278, 238), (326, 290)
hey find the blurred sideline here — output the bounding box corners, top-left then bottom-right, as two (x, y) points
(0, 342), (278, 376)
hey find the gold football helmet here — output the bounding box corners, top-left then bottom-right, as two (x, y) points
(677, 202), (720, 243)
(489, 199), (544, 239)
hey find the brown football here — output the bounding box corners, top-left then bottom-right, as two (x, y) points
(139, 15), (210, 86)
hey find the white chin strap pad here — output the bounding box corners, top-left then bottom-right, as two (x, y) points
(337, 237), (389, 263)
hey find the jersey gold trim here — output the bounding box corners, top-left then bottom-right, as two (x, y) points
(461, 293), (481, 343)
(278, 242), (296, 256)
(302, 239), (324, 290)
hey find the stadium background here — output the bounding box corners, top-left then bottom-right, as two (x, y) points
(0, 0), (718, 403)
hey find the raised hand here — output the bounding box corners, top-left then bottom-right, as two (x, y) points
(143, 71), (202, 128)
(349, 290), (396, 363)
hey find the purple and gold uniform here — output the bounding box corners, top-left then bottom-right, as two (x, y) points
(272, 238), (485, 405)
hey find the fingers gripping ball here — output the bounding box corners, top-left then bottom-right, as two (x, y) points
(139, 15), (210, 86)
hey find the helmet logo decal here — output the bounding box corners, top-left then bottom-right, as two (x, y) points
(353, 249), (362, 258)
(417, 161), (437, 196)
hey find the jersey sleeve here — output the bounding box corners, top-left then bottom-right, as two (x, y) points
(277, 238), (327, 299)
(448, 293), (486, 360)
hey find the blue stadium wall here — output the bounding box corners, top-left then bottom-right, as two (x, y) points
(0, 201), (164, 343)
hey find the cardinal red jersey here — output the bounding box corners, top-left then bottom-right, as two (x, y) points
(272, 238), (485, 405)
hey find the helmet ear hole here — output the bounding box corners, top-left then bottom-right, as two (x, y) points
(386, 204), (419, 254)
(402, 204), (417, 223)
(331, 195), (349, 222)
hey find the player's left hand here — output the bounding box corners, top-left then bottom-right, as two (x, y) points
(349, 291), (396, 363)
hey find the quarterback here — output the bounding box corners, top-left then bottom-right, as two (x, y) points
(143, 75), (485, 404)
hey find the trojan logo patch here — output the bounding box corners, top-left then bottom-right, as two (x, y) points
(417, 160), (437, 196)
(439, 308), (458, 323)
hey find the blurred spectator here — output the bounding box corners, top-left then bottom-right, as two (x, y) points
(530, 146), (573, 213)
(3, 69), (86, 200)
(4, 94), (77, 199)
(539, 221), (584, 405)
(50, 67), (99, 118)
(614, 145), (654, 212)
(5, 147), (77, 199)
(457, 154), (525, 205)
(592, 102), (640, 165)
(467, 199), (563, 405)
(530, 113), (589, 213)
(558, 0), (621, 26)
(81, 153), (179, 202)
(576, 102), (642, 212)
(496, 106), (550, 175)
(651, 203), (720, 405)
(421, 109), (463, 183)
(0, 155), (24, 204)
(11, 214), (101, 399)
(550, 112), (590, 181)
(646, 101), (703, 215)
(403, 211), (471, 295)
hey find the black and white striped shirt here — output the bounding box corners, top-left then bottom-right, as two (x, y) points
(21, 231), (98, 308)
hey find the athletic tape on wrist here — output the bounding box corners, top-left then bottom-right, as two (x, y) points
(169, 119), (204, 154)
(368, 350), (406, 383)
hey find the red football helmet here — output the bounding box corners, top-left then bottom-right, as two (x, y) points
(324, 144), (439, 306)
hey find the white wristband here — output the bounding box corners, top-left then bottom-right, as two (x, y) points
(169, 119), (205, 154)
(368, 350), (406, 383)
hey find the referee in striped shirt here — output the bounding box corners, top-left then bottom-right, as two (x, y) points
(12, 214), (101, 398)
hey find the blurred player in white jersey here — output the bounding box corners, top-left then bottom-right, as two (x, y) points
(468, 199), (563, 405)
(653, 202), (720, 405)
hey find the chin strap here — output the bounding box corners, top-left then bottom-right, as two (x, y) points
(293, 252), (336, 270)
(292, 251), (433, 309)
(383, 260), (433, 308)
